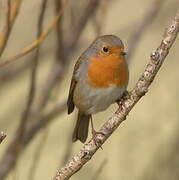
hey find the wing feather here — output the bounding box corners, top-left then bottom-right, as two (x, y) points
(67, 78), (76, 114)
(67, 57), (84, 114)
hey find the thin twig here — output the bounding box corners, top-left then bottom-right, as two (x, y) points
(0, 51), (50, 85)
(6, 0), (11, 32)
(53, 11), (179, 180)
(0, 1), (101, 179)
(23, 102), (66, 146)
(0, 0), (22, 56)
(33, 0), (100, 114)
(28, 0), (100, 125)
(51, 0), (66, 98)
(18, 0), (47, 147)
(0, 102), (66, 180)
(23, 1), (48, 179)
(0, 0), (48, 179)
(0, 0), (68, 67)
(55, 0), (74, 167)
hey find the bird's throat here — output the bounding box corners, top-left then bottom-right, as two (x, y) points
(87, 54), (129, 88)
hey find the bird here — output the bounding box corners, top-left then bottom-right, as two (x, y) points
(67, 35), (129, 143)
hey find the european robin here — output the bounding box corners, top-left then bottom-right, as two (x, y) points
(67, 35), (129, 143)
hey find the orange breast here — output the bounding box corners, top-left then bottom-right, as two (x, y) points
(87, 53), (129, 88)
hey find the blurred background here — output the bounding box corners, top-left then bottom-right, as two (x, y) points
(0, 0), (179, 179)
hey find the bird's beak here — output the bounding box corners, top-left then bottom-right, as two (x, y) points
(109, 46), (126, 56)
(110, 46), (124, 52)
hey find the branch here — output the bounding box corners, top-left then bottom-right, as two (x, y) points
(21, 2), (48, 180)
(19, 0), (48, 140)
(0, 1), (101, 178)
(0, 0), (68, 67)
(23, 102), (66, 146)
(0, 0), (22, 56)
(0, 0), (47, 178)
(28, 0), (100, 121)
(0, 1), (101, 179)
(0, 101), (66, 180)
(53, 11), (179, 180)
(22, 1), (102, 167)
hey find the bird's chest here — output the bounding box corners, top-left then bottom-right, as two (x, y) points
(87, 54), (129, 88)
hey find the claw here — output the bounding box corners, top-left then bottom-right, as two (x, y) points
(116, 90), (131, 105)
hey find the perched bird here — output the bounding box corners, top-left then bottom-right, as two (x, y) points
(67, 35), (129, 143)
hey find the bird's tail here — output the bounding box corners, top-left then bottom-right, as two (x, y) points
(72, 111), (91, 143)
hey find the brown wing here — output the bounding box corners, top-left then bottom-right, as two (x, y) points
(67, 57), (83, 114)
(67, 77), (77, 114)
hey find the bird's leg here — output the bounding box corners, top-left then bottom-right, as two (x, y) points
(90, 116), (96, 136)
(90, 116), (103, 137)
(90, 117), (105, 149)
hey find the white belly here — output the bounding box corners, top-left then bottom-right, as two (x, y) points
(73, 82), (126, 114)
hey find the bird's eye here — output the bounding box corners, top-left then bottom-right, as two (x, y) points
(102, 47), (109, 53)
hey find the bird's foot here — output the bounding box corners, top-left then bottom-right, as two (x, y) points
(116, 90), (131, 106)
